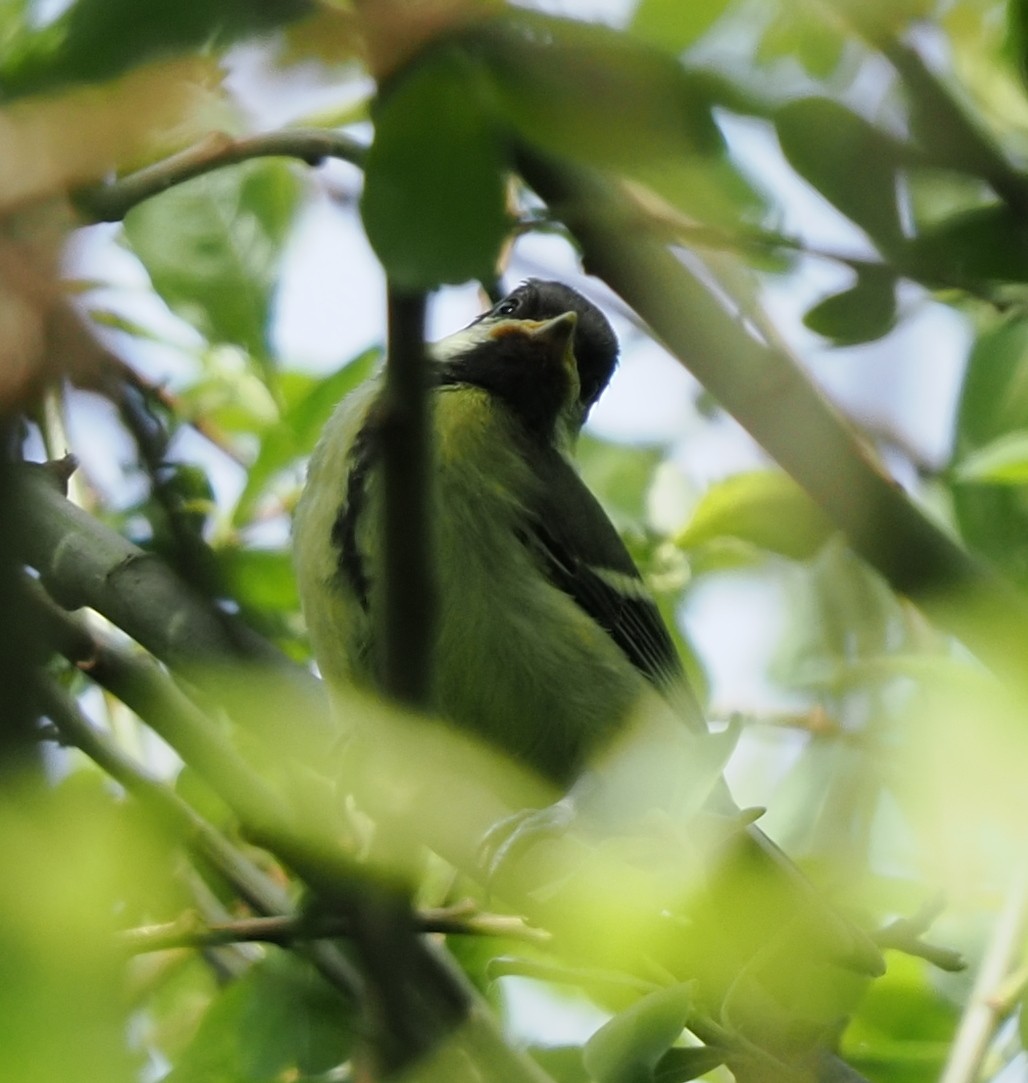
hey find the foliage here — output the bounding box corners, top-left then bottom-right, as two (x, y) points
(2, 1), (1028, 1082)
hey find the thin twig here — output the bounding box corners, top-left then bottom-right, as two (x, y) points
(939, 867), (1028, 1083)
(515, 150), (1028, 698)
(35, 673), (364, 1000)
(74, 128), (368, 223)
(121, 905), (549, 954)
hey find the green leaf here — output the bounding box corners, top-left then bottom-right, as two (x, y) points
(123, 159), (301, 361)
(164, 952), (352, 1083)
(473, 11), (762, 227)
(756, 8), (847, 78)
(1, 0), (311, 96)
(843, 954), (958, 1077)
(221, 547), (300, 612)
(576, 435), (664, 531)
(630, 0), (736, 54)
(775, 98), (908, 246)
(954, 429), (1028, 483)
(908, 203), (1028, 284)
(952, 316), (1028, 584)
(361, 45), (509, 289)
(583, 983), (695, 1083)
(803, 266), (898, 345)
(233, 348), (379, 525)
(676, 470), (836, 560)
(653, 1045), (726, 1082)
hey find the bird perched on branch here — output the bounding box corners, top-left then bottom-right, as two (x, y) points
(293, 279), (882, 1081)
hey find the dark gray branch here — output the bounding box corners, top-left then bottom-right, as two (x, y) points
(12, 461), (333, 756)
(516, 151), (1028, 693)
(74, 128), (368, 222)
(378, 286), (436, 707)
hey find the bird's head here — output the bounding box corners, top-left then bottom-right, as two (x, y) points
(432, 279), (619, 430)
(433, 309), (582, 444)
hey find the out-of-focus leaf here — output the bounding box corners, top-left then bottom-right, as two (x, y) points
(676, 470), (836, 560)
(361, 44), (508, 289)
(178, 347), (281, 435)
(803, 266), (898, 345)
(843, 954), (958, 1080)
(472, 12), (763, 226)
(0, 777), (171, 1083)
(163, 952), (352, 1083)
(952, 317), (1028, 584)
(953, 429), (1028, 483)
(478, 11), (722, 165)
(529, 1045), (591, 1083)
(1010, 0), (1028, 89)
(576, 435), (664, 531)
(755, 7), (847, 79)
(234, 348), (379, 524)
(123, 160), (301, 362)
(908, 203), (1028, 284)
(653, 1044), (726, 1081)
(1, 0), (311, 97)
(221, 547), (300, 612)
(775, 98), (908, 246)
(583, 982), (694, 1083)
(630, 0), (735, 54)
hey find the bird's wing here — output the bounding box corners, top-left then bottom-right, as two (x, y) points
(524, 446), (693, 702)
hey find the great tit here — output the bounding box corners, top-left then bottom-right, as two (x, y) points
(294, 279), (702, 782)
(293, 279), (884, 979)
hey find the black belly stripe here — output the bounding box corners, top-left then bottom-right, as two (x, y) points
(331, 419), (378, 612)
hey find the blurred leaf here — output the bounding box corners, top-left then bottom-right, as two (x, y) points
(164, 952), (352, 1083)
(0, 56), (216, 208)
(755, 7), (847, 79)
(952, 316), (1028, 584)
(844, 954), (958, 1080)
(234, 348), (379, 524)
(123, 160), (301, 362)
(179, 349), (281, 435)
(953, 429), (1028, 483)
(529, 1045), (591, 1083)
(908, 203), (1028, 284)
(653, 1045), (726, 1081)
(361, 44), (508, 289)
(803, 266), (898, 345)
(676, 470), (836, 560)
(221, 547), (300, 612)
(776, 98), (908, 246)
(1010, 0), (1028, 89)
(1, 0), (311, 96)
(473, 12), (761, 226)
(583, 982), (694, 1083)
(576, 435), (664, 531)
(0, 778), (162, 1083)
(630, 0), (736, 54)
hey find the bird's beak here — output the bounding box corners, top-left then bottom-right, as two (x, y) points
(523, 311), (579, 373)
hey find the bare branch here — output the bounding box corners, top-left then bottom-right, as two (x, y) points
(516, 151), (1028, 695)
(121, 905), (548, 954)
(74, 128), (368, 222)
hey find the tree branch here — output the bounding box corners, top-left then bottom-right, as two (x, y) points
(74, 128), (368, 222)
(516, 151), (1028, 693)
(12, 460), (333, 756)
(377, 285), (436, 707)
(939, 867), (1028, 1083)
(35, 672), (365, 1001)
(121, 905), (548, 954)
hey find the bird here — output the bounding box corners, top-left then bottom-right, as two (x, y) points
(293, 278), (882, 1079)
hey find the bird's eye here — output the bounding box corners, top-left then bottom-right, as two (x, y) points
(496, 297), (520, 316)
